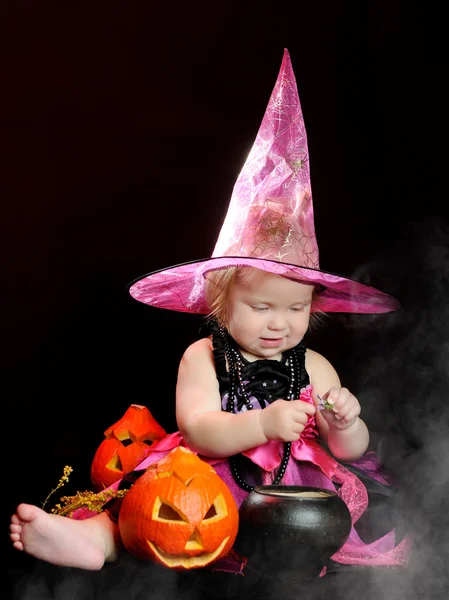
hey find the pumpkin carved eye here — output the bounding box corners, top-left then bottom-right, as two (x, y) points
(157, 503), (186, 522)
(106, 435), (154, 470)
(106, 454), (123, 473)
(120, 435), (155, 448)
(202, 493), (229, 522)
(156, 500), (219, 522)
(204, 505), (217, 519)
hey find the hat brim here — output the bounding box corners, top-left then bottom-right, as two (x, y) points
(128, 257), (400, 315)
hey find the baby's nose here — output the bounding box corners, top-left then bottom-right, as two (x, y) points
(268, 314), (287, 330)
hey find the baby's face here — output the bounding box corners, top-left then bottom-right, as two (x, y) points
(226, 269), (313, 361)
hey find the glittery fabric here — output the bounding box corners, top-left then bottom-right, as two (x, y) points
(212, 50), (318, 267)
(129, 257), (399, 314)
(128, 49), (399, 315)
(331, 462), (411, 566)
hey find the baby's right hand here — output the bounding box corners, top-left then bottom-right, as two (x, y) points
(259, 399), (316, 442)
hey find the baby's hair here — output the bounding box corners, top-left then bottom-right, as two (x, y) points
(204, 267), (243, 326)
(204, 266), (326, 329)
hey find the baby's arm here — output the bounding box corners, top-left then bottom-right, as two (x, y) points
(176, 337), (267, 457)
(306, 349), (369, 461)
(176, 338), (315, 458)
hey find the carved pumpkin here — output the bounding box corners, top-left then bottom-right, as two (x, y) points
(90, 404), (166, 491)
(118, 447), (239, 569)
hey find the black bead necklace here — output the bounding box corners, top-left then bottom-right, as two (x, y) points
(219, 327), (301, 492)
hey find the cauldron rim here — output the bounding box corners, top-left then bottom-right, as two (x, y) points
(251, 485), (338, 501)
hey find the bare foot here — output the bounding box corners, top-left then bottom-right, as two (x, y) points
(9, 504), (120, 570)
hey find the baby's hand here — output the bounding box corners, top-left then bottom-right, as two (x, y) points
(260, 399), (316, 442)
(317, 387), (360, 430)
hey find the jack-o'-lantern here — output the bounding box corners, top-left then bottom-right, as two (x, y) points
(118, 447), (239, 569)
(90, 404), (166, 490)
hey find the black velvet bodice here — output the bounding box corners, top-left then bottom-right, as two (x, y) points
(207, 321), (310, 413)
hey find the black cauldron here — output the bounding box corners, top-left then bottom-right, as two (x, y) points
(234, 485), (352, 579)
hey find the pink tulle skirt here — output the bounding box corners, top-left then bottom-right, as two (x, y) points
(75, 430), (410, 570)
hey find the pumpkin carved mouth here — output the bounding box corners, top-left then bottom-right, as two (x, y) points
(148, 537), (230, 568)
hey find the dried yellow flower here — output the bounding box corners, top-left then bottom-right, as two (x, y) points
(51, 488), (129, 517)
(41, 465), (73, 511)
(42, 465), (128, 516)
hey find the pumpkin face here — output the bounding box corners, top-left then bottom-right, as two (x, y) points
(90, 404), (166, 491)
(118, 447), (239, 569)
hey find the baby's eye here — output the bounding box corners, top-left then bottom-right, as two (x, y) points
(251, 305), (269, 311)
(290, 306), (305, 312)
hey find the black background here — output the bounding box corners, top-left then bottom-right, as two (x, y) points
(3, 1), (449, 598)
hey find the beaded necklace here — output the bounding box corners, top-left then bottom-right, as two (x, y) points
(218, 326), (302, 492)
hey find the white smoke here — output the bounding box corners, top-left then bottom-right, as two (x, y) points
(336, 216), (449, 599)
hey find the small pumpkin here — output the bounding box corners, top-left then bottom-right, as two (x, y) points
(90, 404), (166, 491)
(118, 447), (239, 570)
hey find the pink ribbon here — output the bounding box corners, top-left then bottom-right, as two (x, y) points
(242, 437), (338, 479)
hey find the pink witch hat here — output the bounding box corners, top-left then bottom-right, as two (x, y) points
(129, 49), (399, 314)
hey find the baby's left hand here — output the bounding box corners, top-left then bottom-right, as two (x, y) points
(317, 387), (360, 430)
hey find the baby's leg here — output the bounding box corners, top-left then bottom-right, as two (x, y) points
(9, 503), (121, 570)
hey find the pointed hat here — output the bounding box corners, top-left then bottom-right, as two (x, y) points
(129, 49), (399, 314)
